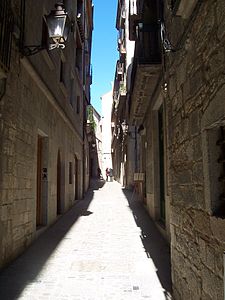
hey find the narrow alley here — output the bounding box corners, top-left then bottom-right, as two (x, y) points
(0, 180), (172, 300)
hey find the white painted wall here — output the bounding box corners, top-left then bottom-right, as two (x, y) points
(101, 89), (113, 176)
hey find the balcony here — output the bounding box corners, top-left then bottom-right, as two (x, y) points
(129, 23), (161, 125)
(86, 105), (96, 136)
(76, 14), (85, 43)
(86, 0), (94, 30)
(114, 82), (126, 117)
(87, 64), (92, 85)
(117, 37), (126, 57)
(116, 61), (123, 81)
(129, 0), (141, 40)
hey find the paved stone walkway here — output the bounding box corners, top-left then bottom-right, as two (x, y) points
(0, 180), (172, 300)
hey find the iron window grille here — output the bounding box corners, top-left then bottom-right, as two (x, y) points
(0, 0), (14, 72)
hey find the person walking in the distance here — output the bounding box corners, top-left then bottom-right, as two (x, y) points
(105, 168), (110, 181)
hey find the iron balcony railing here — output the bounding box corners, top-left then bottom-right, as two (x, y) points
(129, 22), (161, 105)
(117, 61), (123, 75)
(116, 60), (123, 81)
(0, 0), (14, 72)
(77, 14), (85, 42)
(135, 23), (161, 64)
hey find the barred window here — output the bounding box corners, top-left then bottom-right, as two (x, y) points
(215, 126), (225, 217)
(69, 162), (73, 184)
(203, 125), (225, 218)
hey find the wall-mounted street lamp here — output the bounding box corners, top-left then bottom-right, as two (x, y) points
(45, 3), (70, 50)
(22, 3), (71, 56)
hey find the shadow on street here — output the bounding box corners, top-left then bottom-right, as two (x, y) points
(122, 188), (172, 298)
(0, 179), (105, 300)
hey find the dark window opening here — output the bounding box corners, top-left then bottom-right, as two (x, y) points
(215, 126), (225, 218)
(70, 79), (75, 106)
(60, 60), (66, 85)
(77, 0), (83, 16)
(69, 162), (73, 184)
(76, 45), (82, 79)
(0, 0), (14, 72)
(77, 96), (80, 114)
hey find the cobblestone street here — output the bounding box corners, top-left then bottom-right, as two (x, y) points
(0, 180), (172, 300)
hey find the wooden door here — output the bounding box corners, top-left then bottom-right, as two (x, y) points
(74, 156), (79, 200)
(158, 105), (165, 222)
(57, 150), (61, 215)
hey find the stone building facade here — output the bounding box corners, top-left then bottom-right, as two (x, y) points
(165, 1), (225, 299)
(112, 0), (135, 187)
(88, 106), (103, 178)
(113, 0), (225, 299)
(0, 0), (93, 268)
(101, 90), (113, 178)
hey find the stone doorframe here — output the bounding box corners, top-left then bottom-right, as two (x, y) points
(36, 129), (49, 227)
(151, 91), (170, 238)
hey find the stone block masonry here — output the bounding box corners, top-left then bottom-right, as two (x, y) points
(166, 1), (225, 298)
(0, 47), (84, 270)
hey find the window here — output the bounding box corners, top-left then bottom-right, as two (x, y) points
(203, 126), (225, 218)
(215, 126), (225, 217)
(76, 96), (80, 114)
(0, 0), (13, 73)
(70, 79), (75, 107)
(202, 85), (225, 219)
(60, 60), (66, 85)
(75, 45), (82, 79)
(69, 162), (73, 184)
(77, 0), (83, 17)
(0, 78), (6, 100)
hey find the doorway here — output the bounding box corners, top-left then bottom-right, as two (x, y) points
(158, 105), (165, 223)
(36, 134), (49, 228)
(57, 150), (62, 215)
(74, 155), (79, 200)
(36, 135), (43, 227)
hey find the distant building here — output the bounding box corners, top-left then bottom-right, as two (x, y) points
(88, 106), (103, 178)
(101, 90), (113, 177)
(112, 0), (136, 187)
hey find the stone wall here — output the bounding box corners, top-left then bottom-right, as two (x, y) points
(0, 0), (89, 269)
(0, 54), (84, 268)
(166, 0), (225, 299)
